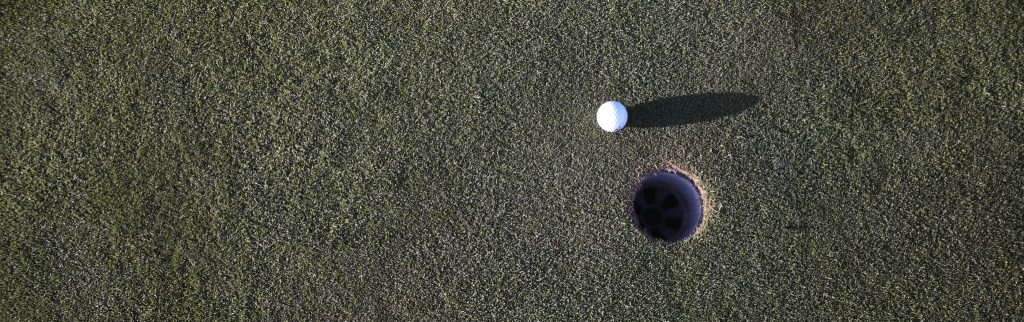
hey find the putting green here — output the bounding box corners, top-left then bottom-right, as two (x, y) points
(2, 1), (1022, 319)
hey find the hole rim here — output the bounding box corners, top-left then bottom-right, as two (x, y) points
(631, 170), (704, 243)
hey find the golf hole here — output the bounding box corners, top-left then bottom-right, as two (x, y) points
(632, 170), (704, 243)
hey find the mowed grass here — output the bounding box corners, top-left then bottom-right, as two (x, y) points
(2, 1), (1023, 320)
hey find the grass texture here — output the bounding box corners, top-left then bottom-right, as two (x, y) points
(2, 1), (1023, 320)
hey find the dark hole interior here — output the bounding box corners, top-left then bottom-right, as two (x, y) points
(641, 208), (662, 226)
(664, 217), (682, 231)
(643, 187), (658, 204)
(632, 172), (703, 243)
(648, 229), (665, 239)
(662, 195), (679, 209)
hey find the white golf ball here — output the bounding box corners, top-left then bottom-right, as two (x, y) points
(596, 101), (628, 132)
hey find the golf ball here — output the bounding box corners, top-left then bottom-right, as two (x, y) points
(596, 101), (628, 132)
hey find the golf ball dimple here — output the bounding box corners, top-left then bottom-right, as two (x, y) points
(596, 101), (628, 132)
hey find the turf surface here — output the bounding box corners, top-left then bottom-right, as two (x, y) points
(2, 1), (1023, 319)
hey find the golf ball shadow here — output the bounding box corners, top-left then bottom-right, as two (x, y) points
(628, 92), (760, 128)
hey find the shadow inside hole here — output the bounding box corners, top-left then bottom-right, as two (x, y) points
(641, 208), (662, 227)
(629, 92), (760, 128)
(665, 217), (682, 230)
(631, 172), (704, 243)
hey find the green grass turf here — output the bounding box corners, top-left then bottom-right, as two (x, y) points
(2, 1), (1023, 319)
